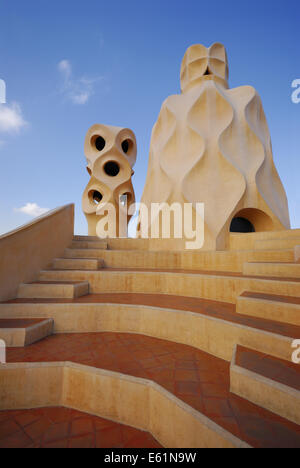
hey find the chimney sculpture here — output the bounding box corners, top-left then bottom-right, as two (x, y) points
(82, 124), (136, 237)
(139, 43), (290, 250)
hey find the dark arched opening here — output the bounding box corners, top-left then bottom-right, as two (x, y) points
(230, 217), (255, 233)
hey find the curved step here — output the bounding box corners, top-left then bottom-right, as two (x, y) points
(3, 332), (300, 447)
(237, 292), (300, 326)
(37, 268), (300, 303)
(53, 258), (103, 271)
(63, 248), (295, 273)
(255, 238), (300, 250)
(70, 241), (107, 250)
(1, 293), (299, 362)
(243, 262), (300, 279)
(17, 282), (89, 299)
(73, 235), (100, 242)
(230, 345), (300, 425)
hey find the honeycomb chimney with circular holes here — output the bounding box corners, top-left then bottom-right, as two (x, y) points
(82, 124), (137, 237)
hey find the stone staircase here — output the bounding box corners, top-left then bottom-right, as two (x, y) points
(0, 235), (299, 448)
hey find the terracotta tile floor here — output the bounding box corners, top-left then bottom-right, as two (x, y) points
(236, 346), (300, 391)
(6, 332), (300, 448)
(0, 407), (162, 448)
(6, 293), (300, 338)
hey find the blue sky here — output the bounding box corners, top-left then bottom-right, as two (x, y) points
(0, 0), (299, 235)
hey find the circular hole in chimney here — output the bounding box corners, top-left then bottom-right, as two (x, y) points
(121, 139), (133, 155)
(94, 136), (106, 152)
(91, 190), (103, 204)
(104, 161), (120, 177)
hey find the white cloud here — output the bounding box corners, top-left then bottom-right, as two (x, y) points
(58, 59), (72, 80)
(0, 102), (27, 133)
(71, 90), (89, 105)
(58, 59), (101, 105)
(15, 203), (49, 218)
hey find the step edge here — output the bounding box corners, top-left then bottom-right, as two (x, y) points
(54, 257), (100, 262)
(230, 362), (300, 426)
(0, 301), (296, 344)
(244, 262), (300, 266)
(38, 269), (300, 285)
(237, 295), (300, 308)
(231, 360), (300, 397)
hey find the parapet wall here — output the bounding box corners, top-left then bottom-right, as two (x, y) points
(0, 204), (74, 302)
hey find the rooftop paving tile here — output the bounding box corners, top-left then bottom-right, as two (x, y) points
(0, 407), (162, 448)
